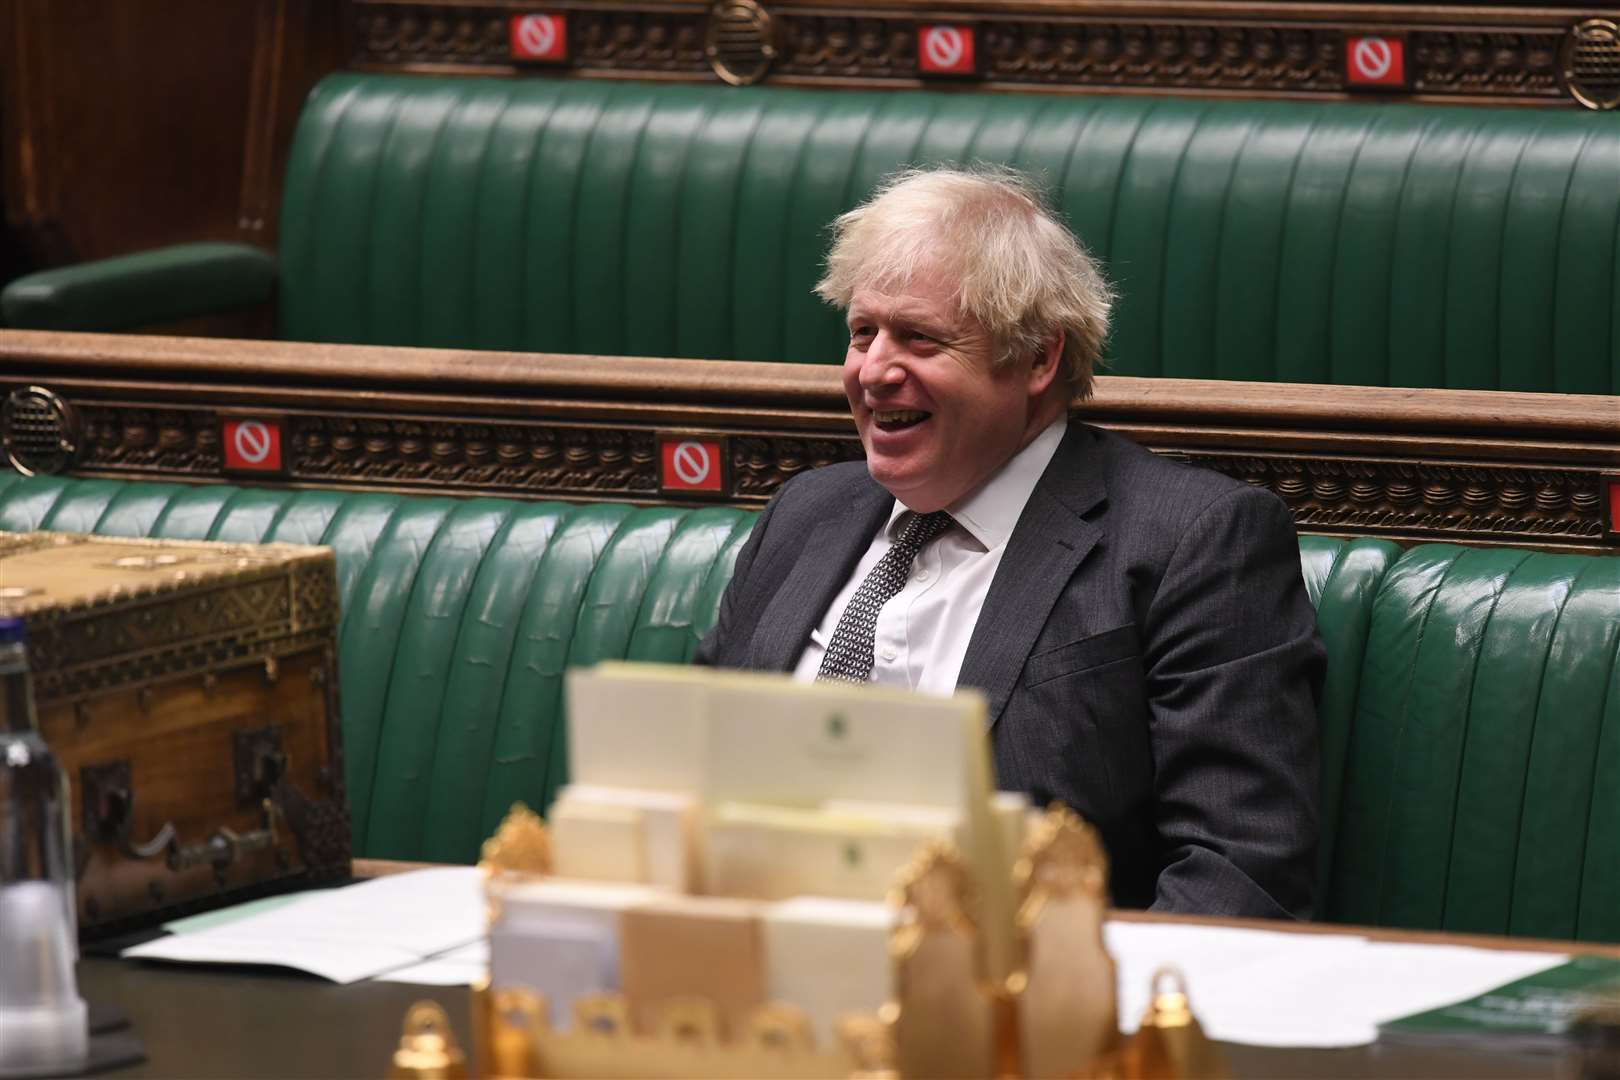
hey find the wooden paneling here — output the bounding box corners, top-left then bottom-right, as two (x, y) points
(343, 0), (1618, 109)
(0, 0), (344, 275)
(2, 330), (1615, 553)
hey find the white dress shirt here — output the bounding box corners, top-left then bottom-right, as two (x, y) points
(793, 418), (1068, 695)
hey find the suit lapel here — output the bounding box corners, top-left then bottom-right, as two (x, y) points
(749, 478), (892, 672)
(958, 422), (1107, 728)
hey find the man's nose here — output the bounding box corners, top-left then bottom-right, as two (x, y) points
(858, 332), (906, 390)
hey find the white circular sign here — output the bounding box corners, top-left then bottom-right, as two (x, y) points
(233, 421), (273, 465)
(1351, 37), (1393, 80)
(923, 27), (965, 70)
(671, 441), (713, 486)
(517, 14), (558, 56)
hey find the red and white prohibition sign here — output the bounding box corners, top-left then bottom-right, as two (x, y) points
(223, 418), (283, 472)
(1344, 34), (1405, 87)
(660, 438), (724, 493)
(917, 25), (976, 76)
(510, 14), (567, 62)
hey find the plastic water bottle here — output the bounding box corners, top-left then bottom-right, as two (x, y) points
(0, 614), (88, 1078)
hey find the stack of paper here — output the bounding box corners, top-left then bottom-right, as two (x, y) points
(124, 866), (1576, 1053)
(1106, 921), (1568, 1048)
(122, 867), (485, 984)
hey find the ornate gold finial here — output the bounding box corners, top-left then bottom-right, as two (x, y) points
(657, 996), (723, 1047)
(389, 1001), (468, 1079)
(747, 1003), (815, 1053)
(889, 841), (997, 1079)
(1119, 968), (1231, 1080)
(890, 840), (979, 948)
(1014, 803), (1109, 925)
(478, 802), (552, 878)
(838, 1012), (897, 1077)
(484, 988), (548, 1080)
(1011, 804), (1119, 1078)
(573, 993), (632, 1038)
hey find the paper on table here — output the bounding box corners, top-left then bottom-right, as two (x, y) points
(1108, 922), (1368, 1045)
(434, 940), (490, 964)
(123, 867), (487, 984)
(1106, 920), (1567, 1048)
(369, 937), (491, 987)
(1351, 942), (1571, 1028)
(161, 892), (316, 935)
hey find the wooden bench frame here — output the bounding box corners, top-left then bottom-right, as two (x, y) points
(2, 329), (1616, 553)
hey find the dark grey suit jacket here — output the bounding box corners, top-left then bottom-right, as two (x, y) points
(696, 421), (1324, 919)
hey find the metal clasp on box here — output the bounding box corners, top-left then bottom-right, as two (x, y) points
(80, 727), (287, 877)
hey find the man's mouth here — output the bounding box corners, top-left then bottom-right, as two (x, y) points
(873, 409), (931, 432)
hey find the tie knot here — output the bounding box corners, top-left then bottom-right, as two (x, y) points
(894, 510), (953, 553)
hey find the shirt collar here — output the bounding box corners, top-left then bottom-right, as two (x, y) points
(886, 417), (1068, 551)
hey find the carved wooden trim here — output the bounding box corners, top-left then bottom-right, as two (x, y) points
(1, 331), (1615, 553)
(342, 0), (1612, 107)
(286, 413), (661, 496)
(1164, 451), (1608, 545)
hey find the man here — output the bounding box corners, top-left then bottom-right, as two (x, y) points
(697, 167), (1324, 919)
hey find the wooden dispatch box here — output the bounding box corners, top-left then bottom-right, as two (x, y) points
(0, 531), (350, 936)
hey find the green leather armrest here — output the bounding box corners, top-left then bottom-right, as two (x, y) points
(1, 242), (276, 331)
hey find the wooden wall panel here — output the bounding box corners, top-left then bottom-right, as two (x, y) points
(1, 0), (344, 276)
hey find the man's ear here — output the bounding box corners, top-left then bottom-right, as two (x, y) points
(1027, 330), (1064, 398)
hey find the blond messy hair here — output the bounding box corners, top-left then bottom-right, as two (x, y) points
(815, 165), (1114, 399)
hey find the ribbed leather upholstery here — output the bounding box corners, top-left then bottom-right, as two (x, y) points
(5, 471), (1615, 941)
(1329, 545), (1620, 942)
(0, 472), (755, 865)
(277, 75), (1620, 393)
(1299, 534), (1405, 905)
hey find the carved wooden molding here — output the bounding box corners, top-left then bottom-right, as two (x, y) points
(1, 330), (1616, 553)
(342, 0), (1617, 108)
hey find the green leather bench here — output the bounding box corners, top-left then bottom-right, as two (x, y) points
(5, 75), (1618, 393)
(3, 469), (1615, 942)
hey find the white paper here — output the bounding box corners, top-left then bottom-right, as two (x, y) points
(1106, 920), (1567, 1048)
(123, 867), (487, 984)
(367, 934), (492, 987)
(435, 940), (490, 964)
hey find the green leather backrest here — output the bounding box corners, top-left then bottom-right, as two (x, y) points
(1328, 545), (1620, 942)
(279, 74), (1620, 393)
(0, 471), (755, 865)
(1300, 534), (1405, 909)
(5, 472), (1616, 941)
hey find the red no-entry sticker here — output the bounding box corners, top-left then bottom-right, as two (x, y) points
(510, 13), (567, 62)
(1345, 35), (1405, 87)
(223, 419), (283, 472)
(918, 25), (976, 76)
(660, 438), (723, 493)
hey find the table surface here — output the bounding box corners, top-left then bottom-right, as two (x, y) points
(76, 860), (1616, 1079)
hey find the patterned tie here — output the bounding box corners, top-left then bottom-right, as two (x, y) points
(816, 510), (954, 684)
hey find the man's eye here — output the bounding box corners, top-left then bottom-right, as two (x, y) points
(850, 327), (875, 344)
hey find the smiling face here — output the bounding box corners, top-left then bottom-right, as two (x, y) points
(843, 274), (1063, 513)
